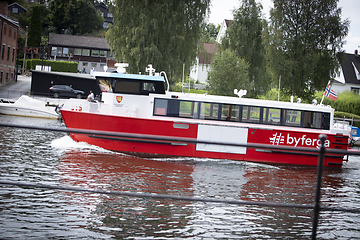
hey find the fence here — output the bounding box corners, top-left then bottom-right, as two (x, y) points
(0, 122), (359, 240)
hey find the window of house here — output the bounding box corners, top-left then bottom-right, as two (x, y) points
(107, 13), (113, 18)
(13, 29), (16, 39)
(68, 48), (74, 58)
(91, 63), (97, 68)
(100, 50), (107, 57)
(12, 8), (18, 13)
(7, 46), (10, 61)
(12, 48), (15, 62)
(82, 49), (90, 56)
(83, 62), (88, 67)
(56, 47), (62, 56)
(4, 23), (6, 35)
(0, 72), (3, 83)
(6, 72), (8, 80)
(1, 44), (5, 59)
(100, 63), (106, 69)
(103, 22), (108, 28)
(351, 87), (360, 94)
(62, 47), (69, 57)
(9, 26), (12, 37)
(74, 48), (82, 55)
(91, 50), (99, 57)
(51, 47), (57, 56)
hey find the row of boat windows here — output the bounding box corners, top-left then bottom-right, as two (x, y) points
(153, 98), (330, 130)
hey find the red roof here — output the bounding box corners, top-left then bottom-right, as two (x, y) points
(198, 43), (219, 64)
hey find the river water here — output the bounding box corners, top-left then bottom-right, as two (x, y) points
(0, 115), (359, 239)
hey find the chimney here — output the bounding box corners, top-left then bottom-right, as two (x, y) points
(0, 1), (8, 16)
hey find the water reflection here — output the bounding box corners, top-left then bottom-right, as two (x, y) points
(57, 149), (195, 238)
(0, 115), (360, 239)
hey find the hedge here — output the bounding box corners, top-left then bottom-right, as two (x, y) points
(19, 59), (78, 73)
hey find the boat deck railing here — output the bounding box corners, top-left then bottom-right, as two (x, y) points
(0, 122), (360, 240)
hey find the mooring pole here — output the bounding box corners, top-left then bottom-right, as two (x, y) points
(311, 134), (326, 240)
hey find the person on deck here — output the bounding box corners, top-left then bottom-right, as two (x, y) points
(87, 90), (94, 102)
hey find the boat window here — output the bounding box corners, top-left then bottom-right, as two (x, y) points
(98, 79), (113, 92)
(154, 99), (168, 116)
(221, 104), (239, 121)
(153, 98), (331, 130)
(303, 111), (329, 129)
(179, 101), (198, 118)
(263, 107), (281, 125)
(141, 82), (156, 94)
(200, 102), (219, 120)
(114, 81), (140, 94)
(242, 106), (261, 123)
(285, 110), (301, 127)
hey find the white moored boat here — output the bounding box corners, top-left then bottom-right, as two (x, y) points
(60, 65), (357, 167)
(0, 95), (61, 119)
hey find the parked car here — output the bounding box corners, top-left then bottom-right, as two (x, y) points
(49, 85), (84, 99)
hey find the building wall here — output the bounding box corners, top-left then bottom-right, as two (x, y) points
(50, 46), (109, 73)
(190, 61), (210, 84)
(332, 83), (360, 95)
(0, 16), (18, 84)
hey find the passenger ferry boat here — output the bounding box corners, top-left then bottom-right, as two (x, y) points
(60, 65), (355, 168)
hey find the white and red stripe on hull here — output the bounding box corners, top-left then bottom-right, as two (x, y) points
(61, 109), (346, 167)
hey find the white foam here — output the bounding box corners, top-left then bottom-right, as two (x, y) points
(50, 135), (112, 153)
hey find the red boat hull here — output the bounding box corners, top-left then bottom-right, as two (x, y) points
(61, 109), (348, 167)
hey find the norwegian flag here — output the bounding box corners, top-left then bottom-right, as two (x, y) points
(324, 83), (338, 101)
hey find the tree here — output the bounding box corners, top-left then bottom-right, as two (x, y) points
(49, 0), (103, 35)
(27, 5), (42, 48)
(269, 0), (349, 101)
(106, 0), (210, 83)
(221, 0), (268, 97)
(207, 49), (250, 96)
(200, 22), (219, 43)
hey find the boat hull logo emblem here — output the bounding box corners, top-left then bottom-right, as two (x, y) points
(116, 96), (123, 103)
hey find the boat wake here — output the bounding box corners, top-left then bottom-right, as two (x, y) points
(51, 135), (113, 153)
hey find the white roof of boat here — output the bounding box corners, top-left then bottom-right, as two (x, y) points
(163, 92), (334, 112)
(93, 72), (165, 82)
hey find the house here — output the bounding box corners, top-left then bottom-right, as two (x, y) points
(48, 33), (114, 73)
(190, 42), (218, 84)
(0, 1), (19, 84)
(332, 51), (360, 94)
(216, 19), (232, 43)
(189, 19), (230, 84)
(94, 3), (113, 29)
(8, 2), (27, 15)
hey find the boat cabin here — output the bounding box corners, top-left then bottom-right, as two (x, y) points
(92, 71), (334, 132)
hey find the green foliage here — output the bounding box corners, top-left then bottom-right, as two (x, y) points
(258, 88), (303, 103)
(49, 0), (103, 35)
(106, 0), (210, 84)
(25, 59), (78, 73)
(316, 91), (360, 116)
(200, 23), (219, 43)
(221, 0), (268, 97)
(207, 49), (250, 96)
(27, 5), (42, 47)
(268, 0), (349, 101)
